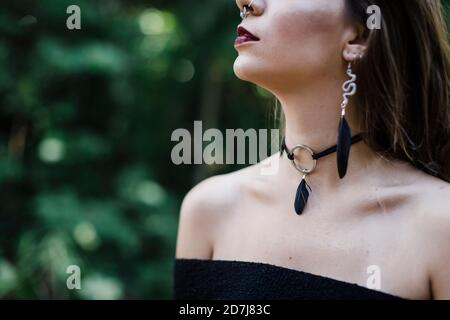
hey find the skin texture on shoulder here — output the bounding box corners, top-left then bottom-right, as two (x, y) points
(383, 168), (450, 299)
(175, 175), (228, 260)
(175, 162), (266, 260)
(411, 177), (450, 299)
(175, 154), (281, 260)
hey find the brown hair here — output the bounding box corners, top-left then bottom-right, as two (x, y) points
(345, 0), (450, 181)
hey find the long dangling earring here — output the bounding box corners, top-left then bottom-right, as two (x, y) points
(337, 61), (357, 179)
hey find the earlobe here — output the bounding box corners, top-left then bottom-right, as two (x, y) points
(342, 46), (366, 62)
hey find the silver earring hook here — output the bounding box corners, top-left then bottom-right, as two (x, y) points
(240, 0), (255, 20)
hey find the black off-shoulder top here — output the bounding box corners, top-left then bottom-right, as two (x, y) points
(174, 259), (406, 300)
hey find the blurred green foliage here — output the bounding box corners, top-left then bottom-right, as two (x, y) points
(0, 0), (449, 299)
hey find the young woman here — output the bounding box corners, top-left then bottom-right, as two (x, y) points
(174, 0), (450, 299)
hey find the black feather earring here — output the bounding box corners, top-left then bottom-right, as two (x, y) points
(337, 62), (358, 179)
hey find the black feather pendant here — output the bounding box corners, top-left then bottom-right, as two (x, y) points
(294, 177), (312, 215)
(337, 115), (352, 179)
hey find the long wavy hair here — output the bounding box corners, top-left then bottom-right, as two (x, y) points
(349, 0), (450, 182)
(277, 0), (450, 182)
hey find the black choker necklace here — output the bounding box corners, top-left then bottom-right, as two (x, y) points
(280, 133), (364, 215)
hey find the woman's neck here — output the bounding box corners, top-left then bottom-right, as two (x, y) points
(274, 79), (380, 192)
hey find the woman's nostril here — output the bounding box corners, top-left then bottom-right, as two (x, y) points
(240, 0), (256, 20)
(239, 0), (264, 19)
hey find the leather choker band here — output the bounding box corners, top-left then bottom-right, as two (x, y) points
(280, 133), (364, 215)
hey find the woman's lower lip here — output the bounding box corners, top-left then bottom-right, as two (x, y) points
(234, 36), (259, 47)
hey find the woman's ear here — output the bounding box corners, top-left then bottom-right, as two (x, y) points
(342, 23), (368, 62)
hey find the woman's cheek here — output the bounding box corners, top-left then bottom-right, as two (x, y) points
(266, 9), (344, 67)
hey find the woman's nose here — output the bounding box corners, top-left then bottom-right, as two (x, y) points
(235, 0), (264, 18)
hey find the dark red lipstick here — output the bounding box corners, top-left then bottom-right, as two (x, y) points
(235, 26), (260, 47)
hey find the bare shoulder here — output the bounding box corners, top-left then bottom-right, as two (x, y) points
(378, 161), (450, 298)
(382, 160), (449, 213)
(175, 154), (278, 259)
(411, 170), (450, 220)
(408, 172), (450, 298)
(398, 166), (450, 237)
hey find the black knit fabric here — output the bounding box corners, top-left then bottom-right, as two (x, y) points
(174, 259), (405, 300)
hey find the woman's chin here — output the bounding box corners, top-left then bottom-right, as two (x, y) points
(233, 59), (265, 83)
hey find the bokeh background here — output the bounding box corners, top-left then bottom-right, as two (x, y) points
(0, 0), (278, 299)
(0, 0), (448, 299)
